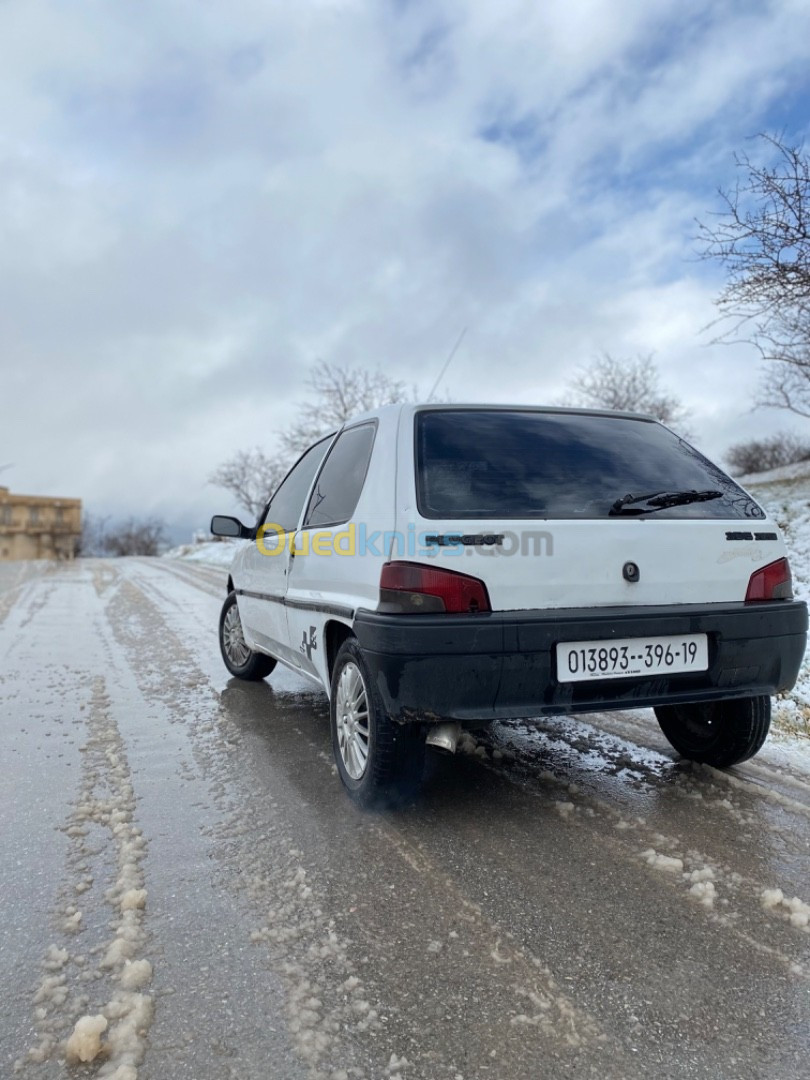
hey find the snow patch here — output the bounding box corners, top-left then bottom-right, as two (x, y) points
(119, 959), (153, 990)
(100, 991), (154, 1076)
(164, 539), (246, 567)
(688, 866), (715, 883)
(33, 975), (68, 1007)
(43, 945), (69, 971)
(688, 880), (717, 908)
(745, 471), (810, 738)
(386, 1054), (411, 1074)
(641, 849), (684, 873)
(120, 888), (147, 911)
(761, 888), (810, 928)
(63, 909), (82, 933)
(21, 677), (155, 1072)
(65, 1013), (108, 1063)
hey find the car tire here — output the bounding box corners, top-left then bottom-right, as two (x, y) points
(654, 695), (771, 767)
(330, 637), (425, 807)
(219, 591), (277, 680)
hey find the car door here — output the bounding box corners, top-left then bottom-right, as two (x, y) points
(286, 422), (378, 683)
(238, 436), (333, 664)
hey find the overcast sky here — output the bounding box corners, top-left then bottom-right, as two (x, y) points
(2, 0), (810, 539)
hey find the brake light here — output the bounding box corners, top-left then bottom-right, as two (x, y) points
(380, 561), (491, 614)
(745, 557), (793, 601)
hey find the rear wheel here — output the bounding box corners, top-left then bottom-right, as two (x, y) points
(219, 591), (277, 680)
(654, 696), (771, 767)
(330, 638), (425, 807)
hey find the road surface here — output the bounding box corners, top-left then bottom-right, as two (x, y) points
(1, 558), (809, 1079)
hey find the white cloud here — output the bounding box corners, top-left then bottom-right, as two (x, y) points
(1, 0), (809, 532)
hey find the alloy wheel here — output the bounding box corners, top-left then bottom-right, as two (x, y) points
(222, 602), (251, 667)
(335, 661), (370, 780)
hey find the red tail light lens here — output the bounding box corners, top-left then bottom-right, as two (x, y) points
(380, 561), (491, 614)
(745, 557), (793, 601)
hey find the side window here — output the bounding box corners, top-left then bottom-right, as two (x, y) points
(304, 423), (376, 528)
(262, 437), (332, 534)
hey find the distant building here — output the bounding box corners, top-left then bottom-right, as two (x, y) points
(0, 486), (82, 561)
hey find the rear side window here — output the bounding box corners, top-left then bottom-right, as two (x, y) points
(304, 423), (376, 528)
(415, 410), (763, 520)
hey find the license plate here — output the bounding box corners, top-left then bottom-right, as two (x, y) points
(556, 633), (708, 683)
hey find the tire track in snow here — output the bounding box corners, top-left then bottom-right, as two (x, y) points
(366, 821), (605, 1048)
(0, 562), (50, 627)
(487, 714), (810, 841)
(595, 704), (810, 790)
(455, 728), (810, 978)
(143, 559), (227, 600)
(0, 564), (60, 637)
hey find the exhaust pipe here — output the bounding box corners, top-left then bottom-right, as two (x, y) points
(425, 722), (461, 755)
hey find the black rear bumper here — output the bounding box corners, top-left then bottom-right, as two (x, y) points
(353, 601), (808, 723)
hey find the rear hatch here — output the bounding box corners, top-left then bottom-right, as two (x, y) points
(397, 407), (783, 611)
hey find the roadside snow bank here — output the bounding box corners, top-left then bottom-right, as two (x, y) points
(164, 540), (246, 567)
(744, 466), (810, 738)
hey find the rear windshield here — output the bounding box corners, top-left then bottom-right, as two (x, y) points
(415, 410), (763, 520)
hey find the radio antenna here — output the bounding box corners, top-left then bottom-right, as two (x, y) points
(428, 327), (467, 401)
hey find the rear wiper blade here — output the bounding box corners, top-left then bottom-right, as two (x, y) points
(609, 489), (724, 516)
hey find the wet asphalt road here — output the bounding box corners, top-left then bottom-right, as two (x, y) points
(1, 558), (809, 1080)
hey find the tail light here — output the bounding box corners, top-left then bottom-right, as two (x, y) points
(380, 561), (491, 614)
(745, 557), (793, 601)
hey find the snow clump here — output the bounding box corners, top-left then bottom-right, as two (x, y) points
(65, 1014), (108, 1063)
(761, 888), (810, 928)
(641, 849), (684, 873)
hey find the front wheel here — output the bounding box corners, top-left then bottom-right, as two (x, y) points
(219, 592), (277, 680)
(330, 638), (425, 807)
(654, 695), (771, 767)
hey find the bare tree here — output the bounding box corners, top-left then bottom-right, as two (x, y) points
(77, 514), (167, 557)
(208, 448), (287, 519)
(279, 361), (413, 456)
(210, 362), (415, 515)
(725, 432), (810, 476)
(698, 133), (810, 416)
(76, 512), (110, 557)
(564, 354), (690, 428)
(102, 517), (168, 557)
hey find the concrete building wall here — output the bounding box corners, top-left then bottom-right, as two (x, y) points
(0, 486), (82, 561)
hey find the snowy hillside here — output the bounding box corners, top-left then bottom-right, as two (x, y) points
(743, 462), (810, 737)
(164, 540), (247, 567)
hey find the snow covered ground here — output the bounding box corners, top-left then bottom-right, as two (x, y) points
(3, 558), (809, 1078)
(742, 462), (810, 738)
(164, 539), (246, 567)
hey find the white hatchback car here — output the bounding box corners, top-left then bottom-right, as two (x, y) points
(211, 405), (807, 806)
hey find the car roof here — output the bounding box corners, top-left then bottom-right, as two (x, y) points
(342, 402), (660, 428)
